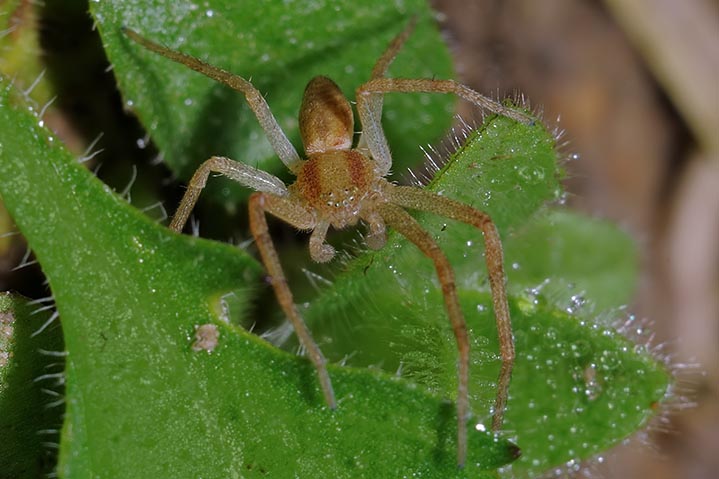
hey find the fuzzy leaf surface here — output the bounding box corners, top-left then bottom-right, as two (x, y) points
(303, 116), (668, 477)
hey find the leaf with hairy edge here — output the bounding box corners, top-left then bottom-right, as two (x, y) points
(302, 116), (669, 477)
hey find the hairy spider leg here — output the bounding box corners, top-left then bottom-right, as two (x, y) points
(122, 27), (303, 173)
(377, 200), (471, 467)
(385, 184), (515, 456)
(168, 156), (288, 231)
(163, 155), (337, 408)
(356, 16), (418, 152)
(357, 78), (533, 177)
(355, 50), (524, 466)
(249, 192), (337, 409)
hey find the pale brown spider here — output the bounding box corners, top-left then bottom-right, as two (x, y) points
(124, 19), (528, 467)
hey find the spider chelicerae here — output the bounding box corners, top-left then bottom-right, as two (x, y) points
(124, 18), (530, 466)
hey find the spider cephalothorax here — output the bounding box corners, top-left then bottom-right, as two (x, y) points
(292, 149), (381, 231)
(125, 18), (530, 467)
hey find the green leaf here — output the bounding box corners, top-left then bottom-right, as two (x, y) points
(91, 0), (454, 205)
(0, 74), (519, 478)
(0, 293), (64, 478)
(301, 117), (670, 477)
(504, 209), (639, 312)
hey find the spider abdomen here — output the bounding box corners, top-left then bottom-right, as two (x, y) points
(292, 149), (380, 228)
(299, 76), (354, 155)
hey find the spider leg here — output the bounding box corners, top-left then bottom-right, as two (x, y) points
(356, 78), (533, 176)
(356, 16), (417, 151)
(385, 185), (515, 434)
(168, 156), (288, 232)
(370, 16), (418, 80)
(248, 192), (336, 409)
(123, 28), (303, 173)
(377, 201), (470, 468)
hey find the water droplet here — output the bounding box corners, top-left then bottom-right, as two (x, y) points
(517, 166), (538, 182)
(600, 349), (620, 370)
(583, 364), (602, 400)
(565, 294), (586, 314)
(544, 327), (558, 341)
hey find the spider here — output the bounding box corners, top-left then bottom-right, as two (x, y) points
(124, 18), (529, 467)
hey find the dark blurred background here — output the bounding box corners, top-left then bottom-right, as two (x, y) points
(1, 0), (717, 477)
